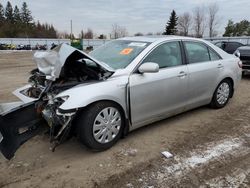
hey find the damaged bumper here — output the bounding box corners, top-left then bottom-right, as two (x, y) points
(0, 102), (46, 160)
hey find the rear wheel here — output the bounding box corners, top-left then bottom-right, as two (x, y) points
(76, 101), (124, 151)
(210, 79), (232, 109)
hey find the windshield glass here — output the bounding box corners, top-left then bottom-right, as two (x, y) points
(90, 40), (150, 70)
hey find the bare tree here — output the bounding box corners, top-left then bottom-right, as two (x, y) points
(84, 28), (94, 39)
(79, 30), (84, 39)
(208, 3), (219, 37)
(178, 12), (192, 36)
(111, 23), (128, 39)
(193, 6), (206, 38)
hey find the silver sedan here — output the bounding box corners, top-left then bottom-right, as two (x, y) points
(0, 36), (242, 159)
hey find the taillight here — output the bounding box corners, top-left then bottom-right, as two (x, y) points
(238, 60), (242, 68)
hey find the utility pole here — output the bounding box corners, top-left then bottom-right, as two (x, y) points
(70, 20), (73, 39)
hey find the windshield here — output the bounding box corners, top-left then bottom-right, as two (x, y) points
(90, 40), (150, 69)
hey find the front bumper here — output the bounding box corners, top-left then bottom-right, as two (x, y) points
(241, 58), (250, 71)
(0, 102), (46, 160)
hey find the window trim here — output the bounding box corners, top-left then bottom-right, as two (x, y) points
(182, 40), (222, 64)
(132, 40), (186, 74)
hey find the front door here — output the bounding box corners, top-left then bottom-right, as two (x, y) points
(129, 41), (188, 128)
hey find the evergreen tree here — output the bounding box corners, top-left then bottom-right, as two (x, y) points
(223, 20), (234, 37)
(5, 1), (14, 23)
(223, 19), (250, 36)
(13, 5), (21, 24)
(234, 20), (250, 36)
(0, 1), (58, 38)
(21, 2), (33, 24)
(164, 10), (178, 35)
(0, 3), (5, 23)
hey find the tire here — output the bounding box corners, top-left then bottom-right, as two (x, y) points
(76, 101), (124, 151)
(210, 79), (232, 109)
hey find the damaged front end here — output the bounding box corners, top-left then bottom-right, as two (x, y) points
(0, 44), (113, 160)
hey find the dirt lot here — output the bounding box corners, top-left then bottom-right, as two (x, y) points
(0, 51), (249, 188)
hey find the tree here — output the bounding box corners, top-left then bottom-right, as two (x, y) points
(84, 28), (94, 39)
(5, 1), (14, 23)
(223, 20), (250, 36)
(164, 10), (178, 35)
(234, 20), (250, 36)
(13, 5), (21, 24)
(111, 23), (128, 39)
(21, 2), (33, 25)
(208, 3), (219, 37)
(223, 20), (234, 37)
(79, 30), (84, 39)
(193, 6), (206, 38)
(0, 3), (5, 23)
(178, 12), (192, 36)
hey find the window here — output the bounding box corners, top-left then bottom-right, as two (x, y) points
(225, 42), (243, 54)
(142, 42), (182, 69)
(209, 48), (221, 61)
(184, 42), (210, 64)
(90, 40), (150, 70)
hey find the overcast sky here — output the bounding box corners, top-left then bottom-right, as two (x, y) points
(1, 0), (250, 37)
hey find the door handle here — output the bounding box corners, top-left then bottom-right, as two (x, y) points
(217, 64), (224, 68)
(178, 71), (187, 78)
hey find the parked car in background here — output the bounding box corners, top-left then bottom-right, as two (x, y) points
(214, 41), (244, 54)
(235, 46), (250, 75)
(0, 36), (242, 160)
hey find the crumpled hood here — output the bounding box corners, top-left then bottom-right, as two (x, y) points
(33, 43), (114, 80)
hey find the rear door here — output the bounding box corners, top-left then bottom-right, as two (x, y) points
(183, 41), (223, 108)
(129, 41), (188, 128)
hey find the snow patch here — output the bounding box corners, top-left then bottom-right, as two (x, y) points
(162, 138), (249, 177)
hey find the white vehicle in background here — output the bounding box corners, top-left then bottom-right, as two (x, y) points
(0, 36), (242, 160)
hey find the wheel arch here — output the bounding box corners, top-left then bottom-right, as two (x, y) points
(76, 99), (130, 137)
(222, 77), (234, 98)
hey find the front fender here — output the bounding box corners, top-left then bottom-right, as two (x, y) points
(56, 77), (129, 117)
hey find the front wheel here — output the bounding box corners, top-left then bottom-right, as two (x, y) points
(76, 101), (124, 151)
(210, 79), (232, 109)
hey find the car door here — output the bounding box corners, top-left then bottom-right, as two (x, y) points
(183, 41), (223, 109)
(129, 41), (188, 128)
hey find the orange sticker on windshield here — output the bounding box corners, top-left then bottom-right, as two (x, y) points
(120, 48), (133, 55)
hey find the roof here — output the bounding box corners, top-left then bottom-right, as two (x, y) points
(120, 35), (196, 43)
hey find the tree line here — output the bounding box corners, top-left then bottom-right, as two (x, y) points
(0, 1), (249, 39)
(0, 1), (57, 38)
(160, 3), (250, 38)
(163, 3), (219, 37)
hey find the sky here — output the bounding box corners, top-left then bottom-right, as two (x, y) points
(1, 0), (250, 37)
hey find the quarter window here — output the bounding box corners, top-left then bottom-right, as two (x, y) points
(209, 48), (221, 61)
(142, 42), (183, 68)
(184, 42), (210, 64)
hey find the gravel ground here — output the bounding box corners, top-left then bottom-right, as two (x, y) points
(0, 52), (249, 188)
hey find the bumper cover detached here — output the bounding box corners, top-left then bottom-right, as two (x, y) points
(0, 102), (46, 160)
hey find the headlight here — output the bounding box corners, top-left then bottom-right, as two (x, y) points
(234, 50), (240, 58)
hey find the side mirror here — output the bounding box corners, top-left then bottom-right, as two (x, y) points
(138, 62), (159, 74)
(234, 50), (240, 58)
